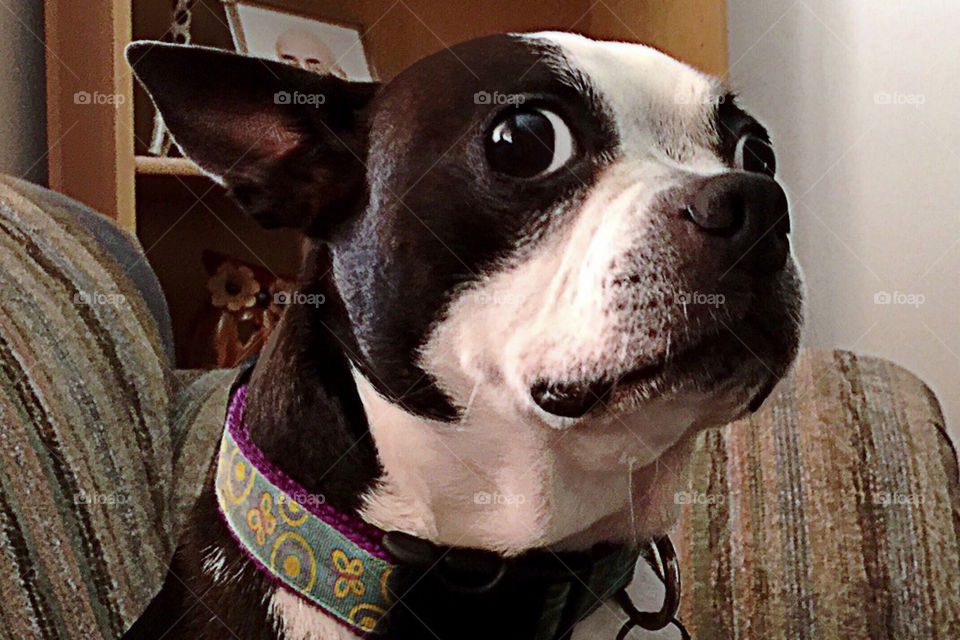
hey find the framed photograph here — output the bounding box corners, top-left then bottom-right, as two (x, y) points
(222, 1), (376, 81)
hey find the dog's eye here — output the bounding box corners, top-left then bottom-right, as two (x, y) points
(735, 134), (776, 176)
(485, 108), (574, 178)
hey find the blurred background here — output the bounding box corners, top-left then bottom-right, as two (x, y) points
(2, 0), (957, 442)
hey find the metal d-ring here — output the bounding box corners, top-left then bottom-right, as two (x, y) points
(615, 535), (690, 639)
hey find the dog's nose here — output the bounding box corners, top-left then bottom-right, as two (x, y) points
(684, 172), (790, 274)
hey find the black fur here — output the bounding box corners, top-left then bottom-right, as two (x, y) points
(129, 36), (618, 421)
(329, 35), (618, 419)
(125, 247), (380, 639)
(713, 93), (771, 164)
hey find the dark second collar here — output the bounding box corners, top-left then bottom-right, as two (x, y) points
(217, 383), (680, 639)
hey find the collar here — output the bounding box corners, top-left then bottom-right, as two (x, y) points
(216, 385), (393, 636)
(216, 383), (679, 639)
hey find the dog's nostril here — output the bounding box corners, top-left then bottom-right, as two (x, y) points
(680, 173), (791, 276)
(682, 198), (744, 237)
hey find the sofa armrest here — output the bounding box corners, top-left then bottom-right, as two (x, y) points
(0, 177), (175, 638)
(671, 349), (960, 639)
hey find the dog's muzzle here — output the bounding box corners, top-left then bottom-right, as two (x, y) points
(530, 171), (794, 419)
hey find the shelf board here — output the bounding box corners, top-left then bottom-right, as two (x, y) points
(135, 155), (206, 177)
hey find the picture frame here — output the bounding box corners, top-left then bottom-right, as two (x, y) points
(221, 0), (376, 81)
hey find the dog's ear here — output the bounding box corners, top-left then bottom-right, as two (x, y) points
(126, 41), (378, 234)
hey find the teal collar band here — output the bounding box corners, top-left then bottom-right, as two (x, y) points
(216, 385), (393, 636)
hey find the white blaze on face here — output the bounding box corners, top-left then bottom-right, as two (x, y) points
(532, 32), (725, 161)
(419, 33), (732, 428)
(357, 34), (748, 553)
(424, 164), (659, 402)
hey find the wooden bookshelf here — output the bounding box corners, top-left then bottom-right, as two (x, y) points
(45, 0), (136, 230)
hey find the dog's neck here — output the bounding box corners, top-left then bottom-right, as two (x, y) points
(245, 331), (693, 557)
(353, 372), (696, 554)
(245, 329), (693, 558)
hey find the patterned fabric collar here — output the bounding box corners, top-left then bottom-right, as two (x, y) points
(215, 385), (393, 636)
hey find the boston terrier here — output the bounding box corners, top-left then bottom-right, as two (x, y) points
(125, 31), (802, 640)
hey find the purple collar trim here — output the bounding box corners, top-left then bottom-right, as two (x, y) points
(216, 385), (396, 635)
(223, 385), (390, 558)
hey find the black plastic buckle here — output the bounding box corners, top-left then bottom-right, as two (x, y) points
(382, 530), (510, 594)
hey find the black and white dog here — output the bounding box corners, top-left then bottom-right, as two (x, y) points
(126, 31), (801, 640)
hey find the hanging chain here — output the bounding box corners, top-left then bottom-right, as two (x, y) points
(169, 0), (198, 45)
(149, 0), (199, 155)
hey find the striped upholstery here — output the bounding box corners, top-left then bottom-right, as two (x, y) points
(0, 176), (174, 639)
(169, 368), (238, 532)
(672, 350), (960, 640)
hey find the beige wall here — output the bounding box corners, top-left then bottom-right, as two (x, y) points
(728, 0), (960, 444)
(0, 0), (46, 185)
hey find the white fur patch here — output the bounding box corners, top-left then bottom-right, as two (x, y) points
(356, 367), (709, 554)
(270, 587), (361, 640)
(201, 545), (228, 583)
(528, 31), (724, 165)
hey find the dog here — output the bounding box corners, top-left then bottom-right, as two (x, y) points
(124, 31), (802, 640)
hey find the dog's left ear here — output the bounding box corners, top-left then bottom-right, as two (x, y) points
(127, 41), (378, 234)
